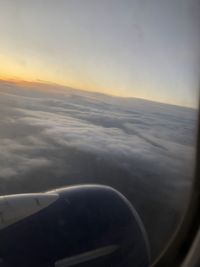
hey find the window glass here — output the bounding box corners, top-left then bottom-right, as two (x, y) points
(0, 0), (199, 263)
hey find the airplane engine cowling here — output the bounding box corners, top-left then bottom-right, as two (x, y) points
(0, 185), (150, 267)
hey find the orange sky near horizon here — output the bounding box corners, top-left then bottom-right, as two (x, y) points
(0, 71), (198, 110)
(0, 1), (199, 108)
(0, 55), (174, 107)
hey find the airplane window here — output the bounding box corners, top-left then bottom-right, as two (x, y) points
(0, 1), (199, 267)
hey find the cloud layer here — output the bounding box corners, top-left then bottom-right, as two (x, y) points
(0, 81), (197, 261)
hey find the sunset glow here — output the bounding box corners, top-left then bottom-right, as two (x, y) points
(0, 0), (199, 108)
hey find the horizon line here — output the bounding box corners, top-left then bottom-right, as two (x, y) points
(0, 75), (197, 110)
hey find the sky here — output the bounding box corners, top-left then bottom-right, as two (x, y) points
(0, 0), (199, 107)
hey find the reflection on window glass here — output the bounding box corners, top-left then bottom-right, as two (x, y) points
(0, 0), (199, 263)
